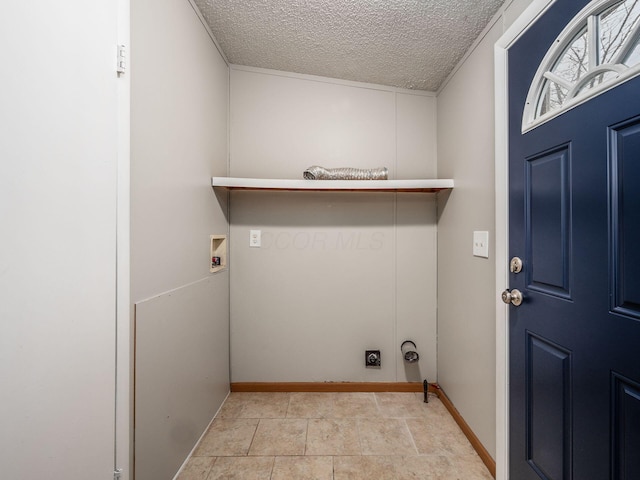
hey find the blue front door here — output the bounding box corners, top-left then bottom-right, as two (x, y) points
(508, 1), (640, 478)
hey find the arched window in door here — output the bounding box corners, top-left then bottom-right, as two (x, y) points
(523, 0), (640, 132)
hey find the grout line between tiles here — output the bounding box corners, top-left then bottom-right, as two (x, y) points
(246, 418), (260, 456)
(268, 456), (275, 480)
(285, 393), (292, 419)
(332, 455), (337, 480)
(404, 418), (420, 456)
(372, 392), (381, 413)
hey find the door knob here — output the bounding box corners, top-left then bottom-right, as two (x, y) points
(501, 288), (523, 306)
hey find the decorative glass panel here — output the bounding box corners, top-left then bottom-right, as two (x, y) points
(575, 70), (620, 94)
(537, 79), (569, 117)
(523, 0), (640, 131)
(553, 28), (589, 84)
(625, 37), (640, 65)
(599, 0), (640, 64)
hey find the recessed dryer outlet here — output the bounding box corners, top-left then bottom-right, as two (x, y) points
(210, 235), (227, 273)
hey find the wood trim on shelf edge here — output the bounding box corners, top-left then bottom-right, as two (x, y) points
(436, 385), (496, 478)
(230, 382), (496, 478)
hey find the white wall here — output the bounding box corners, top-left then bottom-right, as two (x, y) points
(436, 0), (533, 461)
(134, 277), (228, 480)
(131, 0), (229, 478)
(229, 67), (438, 384)
(0, 1), (123, 478)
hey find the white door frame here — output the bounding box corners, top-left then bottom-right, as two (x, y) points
(494, 1), (556, 479)
(116, 0), (131, 478)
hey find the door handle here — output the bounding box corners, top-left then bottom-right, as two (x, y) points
(501, 288), (523, 306)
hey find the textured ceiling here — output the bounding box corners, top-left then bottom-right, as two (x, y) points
(193, 0), (506, 91)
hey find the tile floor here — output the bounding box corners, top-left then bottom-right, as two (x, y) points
(177, 392), (493, 480)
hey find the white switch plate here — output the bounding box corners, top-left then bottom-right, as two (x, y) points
(249, 229), (261, 248)
(473, 231), (489, 258)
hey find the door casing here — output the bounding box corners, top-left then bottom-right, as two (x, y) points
(495, 1), (558, 479)
(116, 0), (132, 478)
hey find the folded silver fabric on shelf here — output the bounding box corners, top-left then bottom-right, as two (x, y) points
(303, 165), (388, 180)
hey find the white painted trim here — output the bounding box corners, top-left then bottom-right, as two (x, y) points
(229, 64), (437, 96)
(116, 0), (131, 478)
(212, 177), (454, 191)
(494, 1), (557, 479)
(494, 37), (510, 480)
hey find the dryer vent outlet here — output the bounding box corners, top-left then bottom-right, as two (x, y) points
(365, 350), (381, 367)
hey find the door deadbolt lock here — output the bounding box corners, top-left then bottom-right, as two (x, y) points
(501, 288), (523, 306)
(510, 257), (523, 274)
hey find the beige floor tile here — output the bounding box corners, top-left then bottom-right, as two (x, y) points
(217, 392), (290, 419)
(376, 392), (422, 404)
(358, 418), (417, 455)
(422, 410), (463, 434)
(405, 391), (436, 400)
(451, 454), (494, 479)
(406, 417), (476, 456)
(193, 418), (259, 456)
(248, 419), (307, 456)
(333, 392), (380, 418)
(206, 456), (274, 480)
(417, 397), (457, 428)
(411, 392), (440, 404)
(375, 392), (430, 418)
(433, 397), (452, 413)
(176, 456), (215, 480)
(305, 418), (361, 455)
(392, 455), (457, 479)
(271, 456), (333, 480)
(183, 392), (493, 480)
(286, 392), (335, 418)
(215, 394), (245, 418)
(333, 455), (397, 480)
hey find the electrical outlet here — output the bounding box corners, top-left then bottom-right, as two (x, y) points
(249, 229), (261, 248)
(365, 350), (381, 367)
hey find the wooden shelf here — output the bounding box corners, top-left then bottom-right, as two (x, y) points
(211, 177), (454, 192)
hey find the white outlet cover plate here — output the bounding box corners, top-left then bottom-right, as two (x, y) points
(473, 231), (489, 258)
(249, 229), (261, 247)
